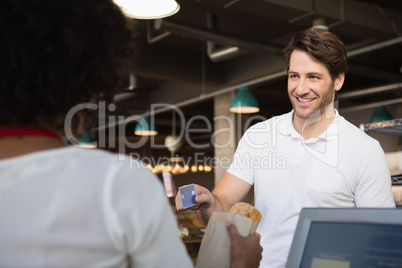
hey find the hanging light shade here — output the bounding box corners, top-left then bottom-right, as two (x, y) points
(135, 114), (158, 136)
(164, 135), (183, 152)
(78, 132), (97, 149)
(169, 152), (183, 162)
(229, 86), (260, 114)
(165, 135), (183, 162)
(113, 0), (180, 20)
(370, 105), (393, 123)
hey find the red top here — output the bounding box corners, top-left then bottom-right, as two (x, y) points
(0, 126), (62, 142)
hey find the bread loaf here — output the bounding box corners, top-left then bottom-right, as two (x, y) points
(229, 202), (261, 221)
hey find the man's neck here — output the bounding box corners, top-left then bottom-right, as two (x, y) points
(293, 108), (336, 140)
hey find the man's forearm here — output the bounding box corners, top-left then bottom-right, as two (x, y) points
(196, 194), (225, 226)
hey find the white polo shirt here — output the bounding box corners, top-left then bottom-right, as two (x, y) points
(0, 147), (193, 268)
(227, 110), (395, 268)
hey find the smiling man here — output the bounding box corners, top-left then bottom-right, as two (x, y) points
(284, 29), (346, 141)
(176, 27), (395, 268)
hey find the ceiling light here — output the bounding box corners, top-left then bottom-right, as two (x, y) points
(147, 162), (212, 175)
(169, 152), (183, 162)
(312, 18), (329, 31)
(191, 165), (198, 172)
(229, 86), (260, 114)
(78, 132), (97, 149)
(370, 105), (393, 123)
(135, 114), (158, 136)
(164, 135), (183, 153)
(204, 165), (212, 172)
(113, 0), (180, 20)
(165, 135), (184, 162)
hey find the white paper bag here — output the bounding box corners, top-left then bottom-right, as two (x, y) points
(196, 212), (259, 268)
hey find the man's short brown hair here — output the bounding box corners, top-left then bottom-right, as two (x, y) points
(283, 27), (348, 80)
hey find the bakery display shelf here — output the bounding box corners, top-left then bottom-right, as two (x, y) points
(360, 118), (402, 136)
(392, 174), (402, 186)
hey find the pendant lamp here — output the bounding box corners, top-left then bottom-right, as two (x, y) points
(135, 114), (158, 136)
(370, 106), (393, 123)
(113, 0), (180, 20)
(164, 135), (184, 162)
(169, 152), (183, 162)
(229, 86), (260, 114)
(78, 132), (97, 149)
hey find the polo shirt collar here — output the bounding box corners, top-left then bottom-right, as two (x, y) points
(278, 109), (341, 141)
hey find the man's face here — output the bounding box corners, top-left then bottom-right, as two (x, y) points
(287, 50), (343, 121)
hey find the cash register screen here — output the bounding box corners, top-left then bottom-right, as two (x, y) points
(286, 208), (402, 268)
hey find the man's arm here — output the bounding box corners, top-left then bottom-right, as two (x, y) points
(354, 142), (395, 207)
(194, 172), (252, 226)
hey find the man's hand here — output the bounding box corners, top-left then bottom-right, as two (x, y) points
(175, 184), (214, 211)
(226, 221), (262, 268)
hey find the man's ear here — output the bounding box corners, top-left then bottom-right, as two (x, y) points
(334, 73), (345, 92)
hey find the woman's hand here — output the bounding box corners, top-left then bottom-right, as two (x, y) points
(226, 221), (262, 268)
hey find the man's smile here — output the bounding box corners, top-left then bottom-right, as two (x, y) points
(296, 97), (316, 103)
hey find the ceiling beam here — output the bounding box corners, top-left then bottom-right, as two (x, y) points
(133, 45), (226, 86)
(348, 63), (402, 83)
(262, 0), (401, 34)
(154, 19), (284, 56)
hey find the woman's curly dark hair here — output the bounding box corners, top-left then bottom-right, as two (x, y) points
(0, 0), (135, 131)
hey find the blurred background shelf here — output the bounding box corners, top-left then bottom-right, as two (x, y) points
(360, 119), (402, 136)
(392, 174), (402, 186)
